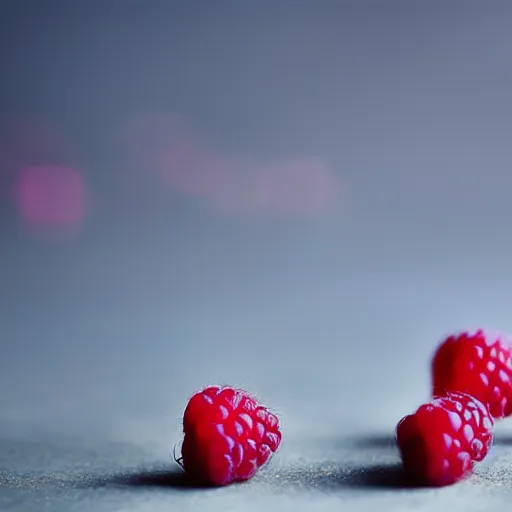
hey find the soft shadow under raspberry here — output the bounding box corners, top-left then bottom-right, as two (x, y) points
(492, 434), (512, 446)
(344, 463), (423, 489)
(0, 467), (210, 492)
(88, 468), (211, 490)
(1, 464), (423, 492)
(345, 433), (397, 450)
(269, 462), (423, 490)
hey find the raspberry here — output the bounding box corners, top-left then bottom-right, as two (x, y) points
(178, 385), (282, 486)
(432, 329), (512, 419)
(396, 392), (494, 486)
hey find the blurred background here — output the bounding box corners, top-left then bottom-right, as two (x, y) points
(2, 0), (512, 446)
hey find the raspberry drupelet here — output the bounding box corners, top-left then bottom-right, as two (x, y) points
(178, 385), (282, 486)
(396, 392), (494, 486)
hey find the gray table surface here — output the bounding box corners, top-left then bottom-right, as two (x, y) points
(2, 420), (512, 511)
(3, 273), (512, 512)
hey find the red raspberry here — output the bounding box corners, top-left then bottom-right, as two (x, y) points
(432, 329), (512, 419)
(396, 392), (494, 486)
(178, 385), (282, 486)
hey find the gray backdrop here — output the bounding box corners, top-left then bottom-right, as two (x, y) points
(1, 2), (512, 511)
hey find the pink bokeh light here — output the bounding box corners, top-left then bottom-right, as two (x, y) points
(0, 118), (87, 233)
(13, 165), (86, 229)
(155, 143), (222, 197)
(118, 112), (343, 218)
(251, 159), (342, 217)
